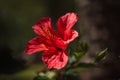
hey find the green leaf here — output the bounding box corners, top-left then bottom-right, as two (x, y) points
(45, 71), (56, 80)
(77, 62), (96, 68)
(79, 41), (89, 53)
(95, 48), (108, 62)
(68, 56), (76, 64)
(74, 52), (84, 58)
(74, 41), (89, 58)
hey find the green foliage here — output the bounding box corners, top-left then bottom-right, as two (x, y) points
(67, 55), (76, 65)
(74, 41), (89, 58)
(33, 70), (57, 80)
(95, 48), (108, 62)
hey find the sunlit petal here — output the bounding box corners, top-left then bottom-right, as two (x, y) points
(42, 48), (68, 69)
(57, 12), (78, 32)
(64, 30), (79, 43)
(25, 37), (48, 55)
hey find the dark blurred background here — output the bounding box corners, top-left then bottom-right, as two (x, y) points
(0, 0), (120, 80)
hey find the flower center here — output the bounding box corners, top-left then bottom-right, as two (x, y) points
(56, 47), (63, 51)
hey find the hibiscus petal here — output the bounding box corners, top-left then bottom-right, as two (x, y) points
(64, 30), (79, 43)
(42, 48), (68, 69)
(32, 18), (52, 35)
(54, 38), (67, 50)
(25, 37), (48, 55)
(56, 12), (78, 32)
(32, 17), (58, 40)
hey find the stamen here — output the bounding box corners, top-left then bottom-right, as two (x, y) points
(38, 27), (46, 36)
(42, 26), (55, 39)
(38, 26), (56, 39)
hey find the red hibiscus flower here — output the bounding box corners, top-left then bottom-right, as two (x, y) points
(25, 12), (78, 69)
